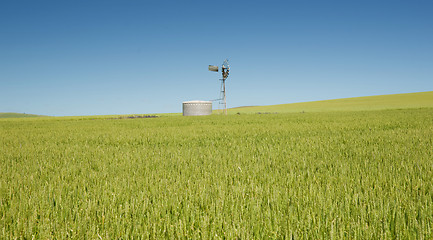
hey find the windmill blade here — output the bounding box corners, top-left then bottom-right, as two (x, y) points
(222, 59), (229, 70)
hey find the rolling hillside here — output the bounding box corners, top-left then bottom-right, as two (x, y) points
(229, 91), (433, 114)
(0, 113), (45, 118)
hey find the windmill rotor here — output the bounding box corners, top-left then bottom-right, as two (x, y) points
(222, 59), (229, 81)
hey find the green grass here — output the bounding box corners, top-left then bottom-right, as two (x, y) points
(0, 113), (45, 118)
(229, 91), (433, 114)
(1, 107), (432, 238)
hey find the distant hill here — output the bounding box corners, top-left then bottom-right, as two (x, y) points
(229, 91), (433, 114)
(0, 113), (45, 118)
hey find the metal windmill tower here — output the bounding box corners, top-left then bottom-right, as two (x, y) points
(208, 59), (230, 115)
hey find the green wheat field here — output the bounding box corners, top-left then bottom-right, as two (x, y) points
(1, 91), (433, 238)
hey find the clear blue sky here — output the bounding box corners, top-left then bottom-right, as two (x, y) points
(1, 0), (432, 116)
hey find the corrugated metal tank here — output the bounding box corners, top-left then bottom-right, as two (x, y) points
(182, 101), (212, 116)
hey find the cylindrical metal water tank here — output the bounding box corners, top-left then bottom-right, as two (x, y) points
(182, 101), (212, 116)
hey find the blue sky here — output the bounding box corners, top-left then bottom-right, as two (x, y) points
(1, 0), (432, 116)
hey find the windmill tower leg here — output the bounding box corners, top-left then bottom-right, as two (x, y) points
(223, 80), (227, 115)
(219, 79), (224, 114)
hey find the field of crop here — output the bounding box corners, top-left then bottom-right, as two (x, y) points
(1, 105), (432, 238)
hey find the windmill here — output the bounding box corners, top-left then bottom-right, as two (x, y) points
(208, 59), (230, 115)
